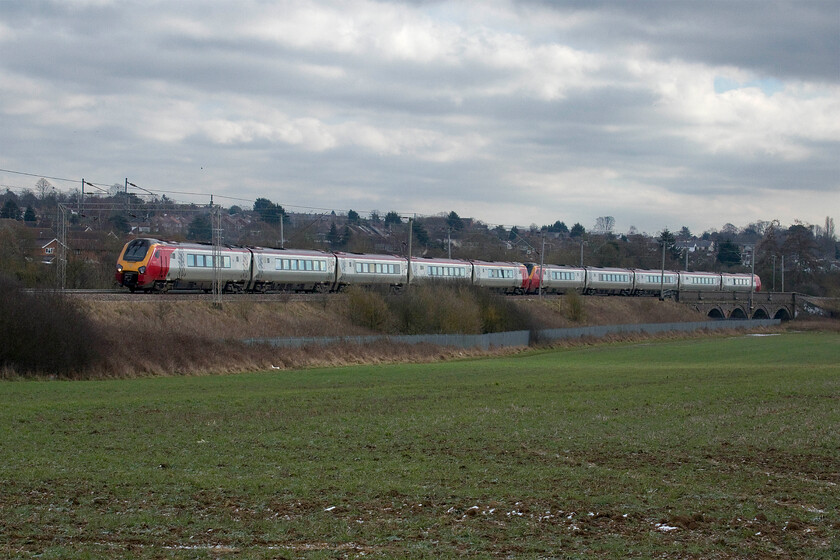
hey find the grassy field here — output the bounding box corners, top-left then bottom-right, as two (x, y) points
(1, 332), (838, 558)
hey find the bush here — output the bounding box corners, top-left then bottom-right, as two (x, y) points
(344, 283), (532, 335)
(564, 290), (586, 323)
(345, 286), (391, 332)
(0, 275), (104, 377)
(389, 283), (483, 334)
(469, 285), (533, 333)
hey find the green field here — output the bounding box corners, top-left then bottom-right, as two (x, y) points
(1, 332), (838, 558)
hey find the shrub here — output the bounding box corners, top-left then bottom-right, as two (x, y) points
(467, 285), (533, 333)
(564, 290), (586, 323)
(345, 286), (391, 332)
(0, 275), (104, 377)
(389, 283), (482, 334)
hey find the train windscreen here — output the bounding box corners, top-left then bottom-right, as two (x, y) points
(123, 239), (153, 262)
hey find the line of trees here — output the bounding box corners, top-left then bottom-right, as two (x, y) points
(1, 186), (837, 295)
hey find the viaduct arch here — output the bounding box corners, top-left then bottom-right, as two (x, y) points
(676, 291), (797, 321)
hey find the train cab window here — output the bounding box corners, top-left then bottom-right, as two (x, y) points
(124, 239), (152, 262)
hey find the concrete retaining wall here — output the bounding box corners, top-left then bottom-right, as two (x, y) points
(244, 319), (780, 350)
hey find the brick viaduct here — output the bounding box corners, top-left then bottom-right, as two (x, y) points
(676, 291), (796, 321)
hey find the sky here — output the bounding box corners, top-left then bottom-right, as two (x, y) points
(0, 0), (838, 235)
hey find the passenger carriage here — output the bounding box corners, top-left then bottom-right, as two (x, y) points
(528, 264), (586, 294)
(250, 248), (337, 293)
(334, 252), (408, 292)
(721, 273), (761, 292)
(409, 257), (472, 284)
(678, 271), (723, 291)
(584, 267), (634, 295)
(632, 269), (679, 296)
(471, 260), (529, 294)
(167, 243), (252, 292)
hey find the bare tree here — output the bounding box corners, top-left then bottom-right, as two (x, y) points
(35, 178), (53, 200)
(594, 216), (615, 235)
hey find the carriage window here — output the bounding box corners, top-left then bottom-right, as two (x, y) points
(187, 254), (196, 267)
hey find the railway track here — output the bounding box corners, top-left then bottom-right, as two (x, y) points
(34, 288), (567, 303)
(27, 289), (327, 302)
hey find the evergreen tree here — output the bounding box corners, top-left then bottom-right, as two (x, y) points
(384, 211), (402, 226)
(549, 220), (568, 234)
(254, 198), (283, 224)
(109, 214), (131, 234)
(414, 221), (430, 246)
(570, 223), (585, 238)
(327, 222), (340, 245)
(447, 211), (464, 231)
(23, 206), (36, 222)
(187, 214), (212, 242)
(1, 199), (21, 220)
(716, 239), (741, 267)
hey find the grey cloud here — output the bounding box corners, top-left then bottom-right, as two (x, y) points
(529, 0), (839, 83)
(0, 0), (837, 234)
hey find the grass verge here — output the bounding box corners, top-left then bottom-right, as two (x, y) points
(1, 332), (838, 558)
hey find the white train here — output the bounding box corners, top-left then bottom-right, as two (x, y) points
(116, 238), (761, 295)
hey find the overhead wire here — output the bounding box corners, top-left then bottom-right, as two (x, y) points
(0, 165), (532, 231)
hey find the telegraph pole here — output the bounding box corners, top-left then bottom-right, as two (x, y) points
(56, 204), (69, 291)
(211, 197), (223, 308)
(659, 240), (666, 301)
(406, 216), (414, 290)
(749, 245), (755, 314)
(539, 233), (545, 298)
(781, 255), (785, 293)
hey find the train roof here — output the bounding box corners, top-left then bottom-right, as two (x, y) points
(412, 257), (472, 265)
(633, 268), (680, 274)
(540, 263), (585, 270)
(470, 260), (525, 267)
(252, 247), (334, 257)
(333, 252), (407, 261)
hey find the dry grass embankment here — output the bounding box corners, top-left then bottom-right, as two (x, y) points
(3, 277), (812, 379)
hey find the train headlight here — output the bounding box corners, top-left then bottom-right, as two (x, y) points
(116, 264), (123, 272)
(138, 266), (146, 274)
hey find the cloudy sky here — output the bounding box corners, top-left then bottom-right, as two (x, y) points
(1, 0), (838, 235)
